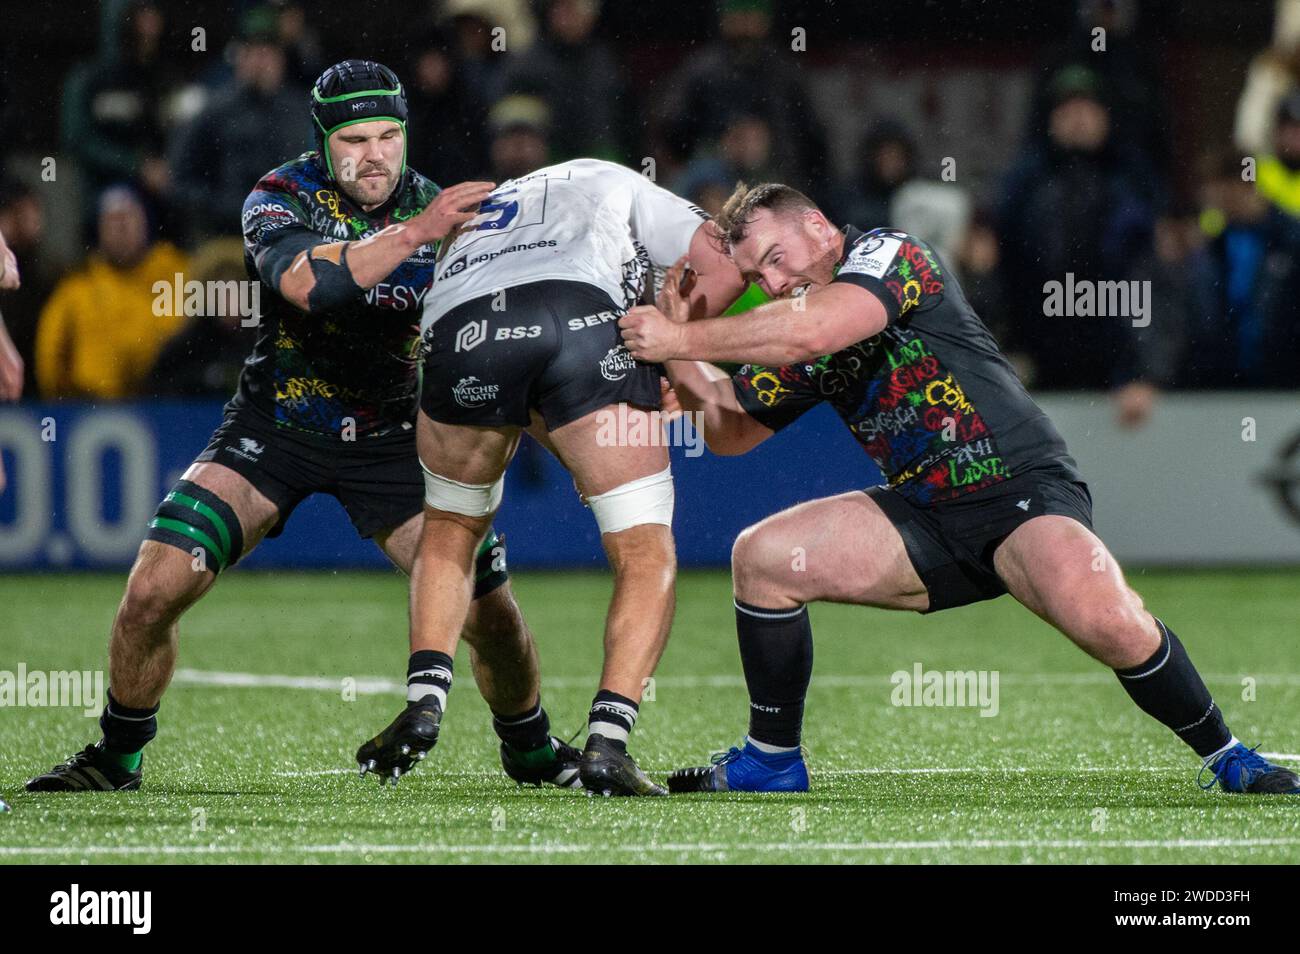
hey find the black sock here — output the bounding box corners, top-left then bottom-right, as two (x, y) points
(492, 700), (551, 752)
(99, 690), (158, 767)
(1114, 619), (1232, 758)
(588, 689), (639, 751)
(735, 599), (813, 750)
(407, 650), (453, 709)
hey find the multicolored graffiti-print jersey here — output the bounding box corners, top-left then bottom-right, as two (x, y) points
(732, 227), (1080, 506)
(236, 152), (439, 438)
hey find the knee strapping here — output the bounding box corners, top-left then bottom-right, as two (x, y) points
(585, 467), (674, 534)
(421, 463), (504, 516)
(145, 479), (245, 574)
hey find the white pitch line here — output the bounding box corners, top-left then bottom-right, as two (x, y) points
(820, 766), (1171, 775)
(2, 837), (1298, 858)
(173, 669), (402, 693)
(271, 765), (1174, 778)
(274, 768), (359, 777)
(172, 668), (1300, 693)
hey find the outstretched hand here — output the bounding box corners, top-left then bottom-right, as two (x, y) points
(410, 180), (496, 245)
(0, 327), (22, 402)
(619, 256), (701, 361)
(659, 376), (683, 420)
(0, 226), (23, 404)
(655, 255), (695, 324)
(0, 228), (19, 291)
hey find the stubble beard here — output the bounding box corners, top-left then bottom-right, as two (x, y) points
(340, 166), (397, 210)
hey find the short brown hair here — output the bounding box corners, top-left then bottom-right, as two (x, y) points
(715, 181), (819, 252)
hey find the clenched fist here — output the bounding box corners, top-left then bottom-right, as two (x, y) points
(620, 305), (687, 363)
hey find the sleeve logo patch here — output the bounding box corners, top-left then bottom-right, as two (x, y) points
(841, 235), (902, 279)
(242, 202), (292, 225)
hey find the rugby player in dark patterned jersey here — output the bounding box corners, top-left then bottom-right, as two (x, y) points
(620, 182), (1299, 796)
(26, 60), (581, 794)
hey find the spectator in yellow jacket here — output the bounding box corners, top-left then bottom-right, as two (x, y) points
(1257, 91), (1300, 218)
(36, 187), (188, 398)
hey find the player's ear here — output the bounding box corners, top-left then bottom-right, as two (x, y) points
(803, 208), (830, 240)
(690, 221), (735, 275)
(701, 220), (730, 257)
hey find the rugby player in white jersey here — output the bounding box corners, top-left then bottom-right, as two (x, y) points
(354, 159), (746, 795)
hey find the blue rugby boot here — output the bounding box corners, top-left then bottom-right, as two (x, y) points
(1199, 742), (1300, 794)
(668, 741), (809, 793)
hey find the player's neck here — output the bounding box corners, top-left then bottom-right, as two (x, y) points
(831, 230), (845, 259)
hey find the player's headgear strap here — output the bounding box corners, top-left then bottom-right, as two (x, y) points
(310, 59), (409, 182)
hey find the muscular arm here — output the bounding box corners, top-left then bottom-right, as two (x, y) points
(268, 180), (494, 313)
(632, 256), (822, 455)
(625, 281), (888, 367)
(623, 243), (762, 454)
(0, 312), (22, 401)
(276, 223), (424, 312)
(0, 227), (21, 400)
(683, 283), (887, 365)
(663, 359), (773, 456)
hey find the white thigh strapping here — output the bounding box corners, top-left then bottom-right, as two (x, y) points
(420, 462), (505, 516)
(585, 466), (674, 534)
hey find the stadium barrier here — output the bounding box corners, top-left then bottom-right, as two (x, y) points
(1037, 393), (1300, 565)
(0, 400), (869, 570)
(0, 395), (1296, 570)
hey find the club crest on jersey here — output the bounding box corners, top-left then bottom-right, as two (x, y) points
(455, 319), (488, 352)
(599, 345), (638, 382)
(452, 376), (499, 408)
(224, 437), (266, 462)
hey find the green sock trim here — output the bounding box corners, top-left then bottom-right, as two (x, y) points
(107, 749), (142, 772)
(474, 531), (501, 582)
(510, 741), (558, 769)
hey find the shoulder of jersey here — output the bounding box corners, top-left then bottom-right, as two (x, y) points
(841, 228), (910, 277)
(403, 168), (440, 205)
(854, 228), (941, 265)
(251, 151), (328, 199)
(853, 227), (910, 247)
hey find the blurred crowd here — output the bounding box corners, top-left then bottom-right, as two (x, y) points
(0, 0), (1298, 427)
